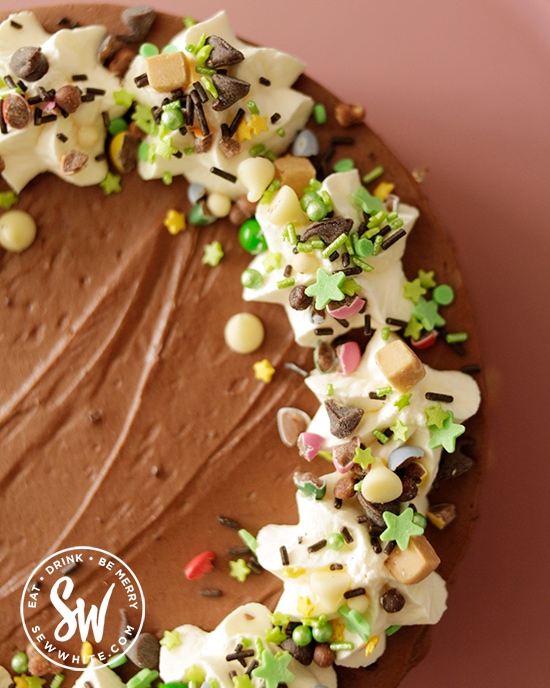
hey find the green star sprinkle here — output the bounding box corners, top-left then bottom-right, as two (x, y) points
(184, 665), (206, 684)
(418, 269), (436, 289)
(113, 87), (135, 109)
(425, 403), (450, 429)
(229, 558), (251, 582)
(100, 172), (121, 195)
(352, 185), (385, 216)
(305, 268), (346, 310)
(353, 446), (376, 470)
(404, 316), (424, 340)
(262, 251), (282, 272)
(412, 296), (446, 331)
(337, 606), (371, 641)
(380, 507), (425, 551)
(232, 676), (253, 688)
(159, 629), (182, 650)
(390, 419), (409, 442)
(270, 611), (290, 627)
(403, 278), (427, 303)
(251, 648), (295, 688)
(202, 240), (224, 266)
(24, 677), (46, 688)
(428, 410), (465, 452)
(341, 276), (362, 297)
(265, 625), (288, 645)
(394, 393), (412, 411)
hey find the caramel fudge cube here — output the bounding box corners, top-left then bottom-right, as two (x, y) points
(274, 155), (316, 195)
(146, 52), (190, 92)
(375, 339), (426, 392)
(384, 534), (441, 584)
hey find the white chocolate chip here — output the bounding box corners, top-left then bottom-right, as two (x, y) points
(361, 464), (403, 503)
(206, 192), (231, 218)
(224, 312), (265, 354)
(0, 209), (37, 252)
(237, 157), (275, 203)
(267, 184), (308, 227)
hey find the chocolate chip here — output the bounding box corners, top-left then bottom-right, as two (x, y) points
(2, 93), (31, 129)
(289, 284), (313, 311)
(313, 340), (336, 372)
(300, 216), (353, 243)
(219, 136), (241, 159)
(280, 637), (314, 666)
(10, 46), (49, 81)
(398, 475), (418, 502)
(108, 47), (135, 77)
(205, 35), (245, 68)
(435, 436), (475, 484)
(126, 632), (160, 669)
(98, 34), (123, 65)
(313, 643), (335, 668)
(120, 6), (156, 43)
(324, 399), (364, 439)
(61, 150), (89, 175)
(194, 132), (213, 154)
(55, 85), (82, 114)
(380, 588), (406, 613)
(211, 74), (250, 111)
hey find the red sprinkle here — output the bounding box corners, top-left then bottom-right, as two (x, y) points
(184, 551), (215, 579)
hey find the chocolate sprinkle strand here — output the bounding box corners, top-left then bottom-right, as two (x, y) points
(314, 327), (334, 336)
(228, 107), (245, 136)
(330, 563), (344, 570)
(340, 526), (354, 543)
(190, 90), (209, 135)
(199, 588), (223, 597)
(307, 539), (327, 553)
(381, 228), (407, 250)
(210, 166), (237, 183)
(270, 112), (281, 124)
(245, 659), (260, 676)
(425, 392), (454, 403)
(259, 76), (271, 86)
(385, 317), (408, 328)
(134, 73), (149, 88)
(4, 75), (17, 90)
(218, 515), (241, 529)
(344, 587), (366, 599)
(279, 545), (290, 566)
(226, 649), (255, 664)
(71, 74), (88, 81)
(10, 20), (23, 29)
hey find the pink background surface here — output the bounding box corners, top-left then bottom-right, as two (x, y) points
(18, 0), (550, 684)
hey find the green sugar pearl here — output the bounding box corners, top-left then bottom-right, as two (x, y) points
(327, 532), (345, 550)
(11, 651), (28, 674)
(241, 268), (263, 289)
(292, 624), (313, 647)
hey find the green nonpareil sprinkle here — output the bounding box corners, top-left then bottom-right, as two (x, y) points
(373, 234), (384, 256)
(296, 241), (314, 252)
(277, 127), (286, 137)
(329, 641), (355, 652)
(373, 429), (390, 444)
(106, 654), (127, 668)
(381, 326), (391, 340)
(162, 171), (173, 185)
(362, 165), (385, 185)
(351, 256), (374, 272)
(317, 450), (333, 462)
(376, 386), (393, 397)
(389, 217), (404, 231)
(367, 210), (387, 229)
(446, 331), (469, 343)
(326, 383), (334, 396)
(238, 528), (258, 554)
(184, 146), (195, 156)
(322, 233), (348, 259)
(247, 100), (259, 114)
(49, 674), (65, 688)
(183, 16), (196, 27)
(277, 277), (295, 289)
(195, 44), (212, 66)
(286, 222), (298, 244)
(200, 75), (218, 98)
(0, 190), (18, 210)
(250, 143), (266, 157)
(195, 65), (216, 76)
(385, 624), (402, 636)
(313, 102), (327, 124)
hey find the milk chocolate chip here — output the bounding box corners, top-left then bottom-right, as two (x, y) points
(10, 46), (49, 81)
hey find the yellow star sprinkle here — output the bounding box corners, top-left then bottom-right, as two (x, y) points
(253, 359), (275, 383)
(296, 595), (315, 617)
(14, 678), (28, 688)
(249, 114), (269, 135)
(373, 181), (395, 199)
(163, 209), (186, 235)
(330, 619), (346, 642)
(236, 118), (254, 142)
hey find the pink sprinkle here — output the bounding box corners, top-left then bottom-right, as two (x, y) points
(337, 341), (361, 374)
(327, 297), (366, 319)
(43, 101), (57, 112)
(184, 551), (215, 579)
(298, 432), (324, 461)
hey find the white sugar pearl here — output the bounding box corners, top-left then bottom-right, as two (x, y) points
(0, 210), (37, 252)
(237, 157), (275, 203)
(361, 464), (403, 504)
(206, 192), (231, 218)
(224, 312), (265, 354)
